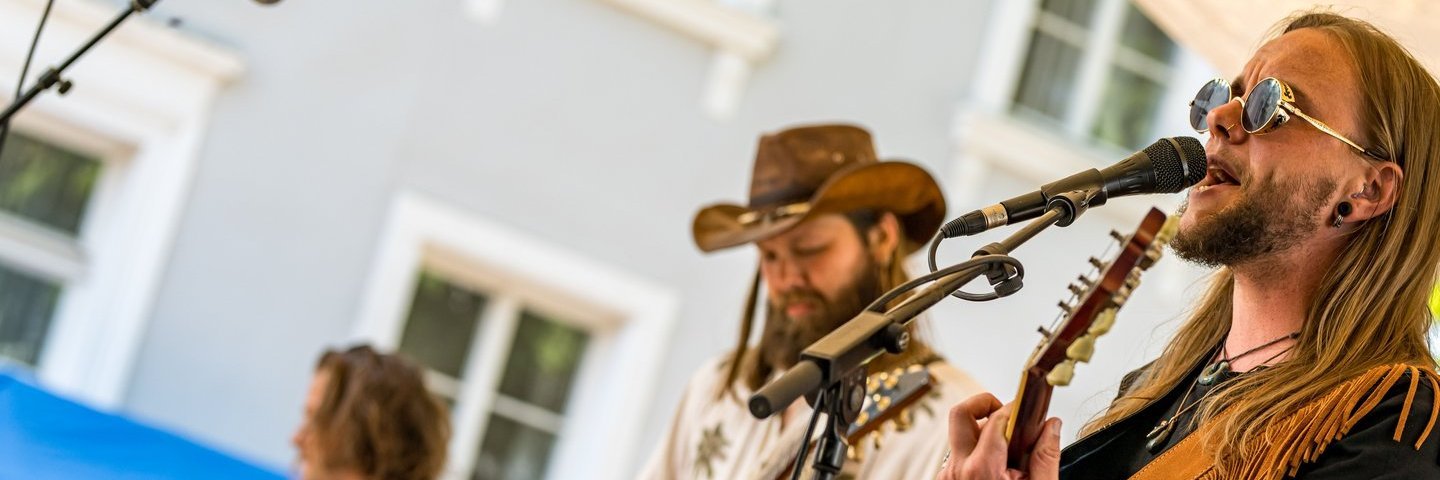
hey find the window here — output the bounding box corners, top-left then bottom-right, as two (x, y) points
(355, 192), (677, 480)
(0, 132), (102, 366)
(1012, 0), (1177, 150)
(396, 271), (591, 480)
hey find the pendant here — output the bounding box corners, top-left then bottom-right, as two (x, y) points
(1197, 360), (1230, 386)
(1145, 420), (1174, 453)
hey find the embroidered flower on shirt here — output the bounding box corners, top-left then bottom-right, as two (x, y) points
(695, 424), (729, 478)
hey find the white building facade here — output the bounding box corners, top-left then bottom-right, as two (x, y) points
(5, 0), (1411, 478)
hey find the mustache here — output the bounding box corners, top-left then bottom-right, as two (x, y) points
(773, 289), (826, 309)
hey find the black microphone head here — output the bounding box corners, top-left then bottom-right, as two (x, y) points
(1144, 136), (1207, 192)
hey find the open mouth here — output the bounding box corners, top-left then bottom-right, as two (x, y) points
(1193, 158), (1241, 193)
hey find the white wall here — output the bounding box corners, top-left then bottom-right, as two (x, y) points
(111, 0), (999, 473)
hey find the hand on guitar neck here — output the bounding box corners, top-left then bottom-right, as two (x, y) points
(937, 393), (1061, 480)
(936, 208), (1178, 480)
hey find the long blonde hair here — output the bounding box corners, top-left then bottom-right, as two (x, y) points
(1080, 11), (1440, 471)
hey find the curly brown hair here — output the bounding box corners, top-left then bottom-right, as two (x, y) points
(312, 345), (450, 480)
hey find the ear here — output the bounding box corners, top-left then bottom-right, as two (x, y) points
(867, 212), (902, 267)
(1348, 161), (1404, 222)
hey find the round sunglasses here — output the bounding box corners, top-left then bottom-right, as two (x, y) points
(1188, 77), (1387, 161)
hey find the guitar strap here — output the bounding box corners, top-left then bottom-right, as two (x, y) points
(1126, 417), (1215, 480)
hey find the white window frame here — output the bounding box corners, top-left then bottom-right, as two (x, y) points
(947, 0), (1213, 223)
(354, 191), (678, 480)
(0, 0), (243, 407)
(589, 0), (778, 120)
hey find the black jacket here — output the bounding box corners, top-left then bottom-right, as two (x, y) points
(1059, 363), (1440, 479)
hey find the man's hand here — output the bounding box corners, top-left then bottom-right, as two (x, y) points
(936, 393), (1061, 480)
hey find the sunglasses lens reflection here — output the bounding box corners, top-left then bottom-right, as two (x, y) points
(1243, 78), (1282, 132)
(1190, 80), (1230, 132)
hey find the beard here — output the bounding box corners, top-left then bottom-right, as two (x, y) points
(1171, 173), (1338, 268)
(756, 257), (883, 373)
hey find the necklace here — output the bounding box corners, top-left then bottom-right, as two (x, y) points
(1196, 331), (1300, 386)
(1144, 341), (1296, 453)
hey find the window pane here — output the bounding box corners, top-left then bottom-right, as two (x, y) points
(1040, 0), (1096, 27)
(0, 132), (102, 235)
(1118, 6), (1175, 62)
(0, 263), (60, 366)
(1091, 68), (1166, 150)
(473, 414), (556, 480)
(398, 272), (486, 378)
(496, 311), (589, 413)
(1013, 30), (1083, 122)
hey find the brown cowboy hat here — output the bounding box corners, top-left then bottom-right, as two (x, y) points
(692, 123), (946, 254)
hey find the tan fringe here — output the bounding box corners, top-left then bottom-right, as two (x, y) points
(1220, 363), (1439, 479)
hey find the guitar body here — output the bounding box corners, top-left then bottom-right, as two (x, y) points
(1003, 208), (1175, 470)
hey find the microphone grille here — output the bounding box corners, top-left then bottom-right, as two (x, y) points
(1143, 137), (1207, 193)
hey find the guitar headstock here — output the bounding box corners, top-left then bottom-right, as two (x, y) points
(1004, 207), (1178, 469)
(1033, 208), (1177, 386)
(843, 365), (934, 459)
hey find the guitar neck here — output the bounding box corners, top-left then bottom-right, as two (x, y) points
(1005, 368), (1054, 470)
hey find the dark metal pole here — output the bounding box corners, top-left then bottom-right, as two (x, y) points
(0, 0), (159, 127)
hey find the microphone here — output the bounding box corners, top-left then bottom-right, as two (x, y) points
(941, 137), (1206, 238)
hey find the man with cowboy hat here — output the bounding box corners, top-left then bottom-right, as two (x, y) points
(639, 123), (983, 479)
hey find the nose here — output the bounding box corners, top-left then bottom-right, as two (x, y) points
(1206, 97), (1248, 147)
(292, 427), (305, 450)
(764, 254), (809, 294)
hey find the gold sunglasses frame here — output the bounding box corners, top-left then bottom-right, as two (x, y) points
(1189, 77), (1386, 161)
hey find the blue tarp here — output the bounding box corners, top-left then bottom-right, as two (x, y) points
(0, 370), (286, 480)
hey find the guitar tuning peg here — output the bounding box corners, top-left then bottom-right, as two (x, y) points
(1067, 335), (1096, 362)
(1089, 257), (1106, 269)
(1068, 283), (1086, 296)
(1088, 308), (1117, 335)
(848, 443), (864, 462)
(1076, 274), (1094, 287)
(1047, 360), (1076, 386)
(1037, 326), (1055, 338)
(1110, 230), (1127, 243)
(872, 432), (885, 451)
(1144, 248), (1163, 266)
(1057, 300), (1073, 315)
(1126, 272), (1142, 290)
(1159, 216), (1181, 240)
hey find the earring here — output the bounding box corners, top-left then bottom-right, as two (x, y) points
(1332, 201), (1354, 228)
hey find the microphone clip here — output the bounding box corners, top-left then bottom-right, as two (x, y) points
(1047, 188), (1100, 228)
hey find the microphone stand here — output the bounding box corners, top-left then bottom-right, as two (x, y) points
(753, 188), (1098, 480)
(0, 0), (160, 129)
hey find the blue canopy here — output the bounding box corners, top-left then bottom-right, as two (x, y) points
(0, 370), (286, 480)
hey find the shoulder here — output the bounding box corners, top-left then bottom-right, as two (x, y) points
(927, 360), (986, 401)
(1116, 360), (1156, 398)
(1342, 365), (1439, 448)
(677, 354), (739, 401)
(1298, 365), (1440, 478)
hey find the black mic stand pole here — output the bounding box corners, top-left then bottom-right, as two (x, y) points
(758, 188), (1099, 480)
(0, 0), (160, 129)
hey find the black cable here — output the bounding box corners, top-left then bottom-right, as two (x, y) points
(867, 254), (1024, 312)
(926, 231), (1015, 302)
(788, 389), (826, 480)
(0, 0), (58, 161)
